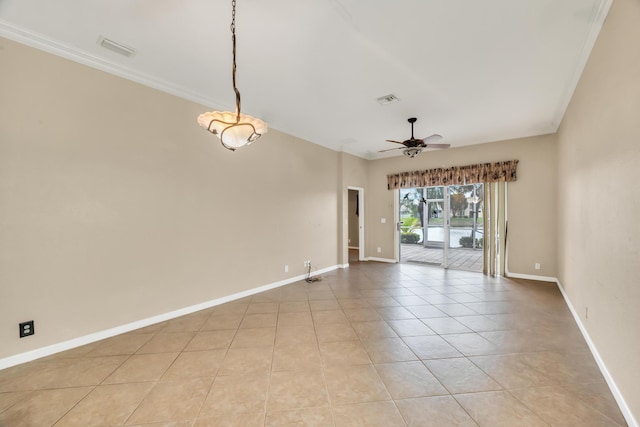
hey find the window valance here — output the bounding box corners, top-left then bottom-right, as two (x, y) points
(387, 160), (519, 190)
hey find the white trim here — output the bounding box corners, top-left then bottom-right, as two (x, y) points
(550, 0), (613, 131)
(393, 189), (400, 262)
(365, 257), (396, 264)
(443, 186), (450, 269)
(500, 272), (635, 426)
(339, 263), (349, 269)
(505, 272), (557, 283)
(0, 264), (341, 370)
(347, 186), (365, 262)
(0, 19), (225, 110)
(555, 279), (638, 427)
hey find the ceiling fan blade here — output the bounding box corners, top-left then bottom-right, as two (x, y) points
(385, 139), (407, 145)
(378, 147), (405, 153)
(424, 143), (451, 149)
(421, 134), (443, 144)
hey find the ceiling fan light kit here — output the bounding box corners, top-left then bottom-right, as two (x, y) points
(380, 117), (450, 158)
(403, 148), (422, 158)
(198, 0), (267, 151)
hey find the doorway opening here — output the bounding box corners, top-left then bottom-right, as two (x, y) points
(399, 184), (484, 272)
(347, 187), (364, 264)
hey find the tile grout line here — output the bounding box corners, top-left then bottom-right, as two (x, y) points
(189, 306), (240, 425)
(313, 285), (338, 427)
(339, 281), (417, 426)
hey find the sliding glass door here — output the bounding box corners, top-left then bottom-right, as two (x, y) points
(447, 184), (484, 271)
(399, 184), (484, 271)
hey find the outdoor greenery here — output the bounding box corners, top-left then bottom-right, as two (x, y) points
(401, 216), (420, 229)
(459, 236), (484, 248)
(450, 192), (468, 217)
(401, 233), (420, 244)
(400, 190), (423, 221)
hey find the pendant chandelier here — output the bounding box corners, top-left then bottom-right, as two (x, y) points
(197, 0), (267, 151)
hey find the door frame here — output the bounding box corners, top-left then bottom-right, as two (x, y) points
(347, 186), (365, 262)
(443, 186), (450, 269)
(394, 189), (400, 262)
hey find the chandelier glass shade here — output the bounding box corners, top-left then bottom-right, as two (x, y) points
(197, 110), (267, 150)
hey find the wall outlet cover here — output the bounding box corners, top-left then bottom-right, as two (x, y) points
(19, 320), (35, 338)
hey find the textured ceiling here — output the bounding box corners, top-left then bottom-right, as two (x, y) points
(0, 0), (611, 159)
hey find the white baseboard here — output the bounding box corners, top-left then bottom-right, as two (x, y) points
(555, 279), (637, 427)
(505, 271), (558, 282)
(498, 270), (635, 426)
(365, 257), (397, 264)
(0, 264), (341, 371)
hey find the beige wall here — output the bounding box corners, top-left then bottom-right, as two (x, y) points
(0, 37), (340, 359)
(366, 135), (558, 276)
(3, 7), (639, 418)
(556, 0), (640, 419)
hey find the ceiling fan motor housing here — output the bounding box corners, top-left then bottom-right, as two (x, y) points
(380, 117), (447, 155)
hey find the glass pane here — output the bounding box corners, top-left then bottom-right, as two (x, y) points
(400, 188), (422, 245)
(425, 201), (444, 248)
(426, 187), (444, 199)
(447, 184), (483, 271)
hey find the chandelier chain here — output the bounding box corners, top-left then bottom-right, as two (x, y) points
(231, 0), (241, 122)
(197, 0), (266, 149)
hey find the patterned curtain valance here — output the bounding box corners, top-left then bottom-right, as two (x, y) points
(387, 160), (519, 190)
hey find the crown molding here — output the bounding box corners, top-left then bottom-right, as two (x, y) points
(550, 0), (613, 131)
(0, 19), (223, 110)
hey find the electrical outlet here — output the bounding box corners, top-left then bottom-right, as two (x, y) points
(534, 263), (541, 270)
(304, 260), (310, 268)
(19, 320), (34, 338)
(284, 265), (289, 273)
(377, 247), (381, 253)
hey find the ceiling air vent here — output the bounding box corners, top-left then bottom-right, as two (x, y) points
(376, 94), (399, 105)
(97, 36), (136, 57)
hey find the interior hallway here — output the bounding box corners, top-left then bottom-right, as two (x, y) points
(0, 262), (626, 426)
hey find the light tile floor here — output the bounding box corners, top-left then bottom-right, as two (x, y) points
(0, 261), (627, 426)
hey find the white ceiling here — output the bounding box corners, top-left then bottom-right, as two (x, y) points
(0, 0), (610, 159)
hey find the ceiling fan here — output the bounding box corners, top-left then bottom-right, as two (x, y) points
(380, 117), (449, 158)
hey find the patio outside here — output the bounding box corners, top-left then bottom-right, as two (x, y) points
(401, 244), (483, 272)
